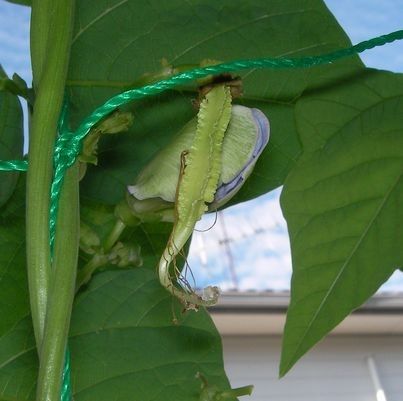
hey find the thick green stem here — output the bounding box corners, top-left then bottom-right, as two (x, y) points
(27, 0), (75, 347)
(36, 164), (79, 401)
(30, 0), (52, 88)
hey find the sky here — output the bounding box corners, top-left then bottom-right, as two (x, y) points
(0, 2), (31, 82)
(0, 0), (402, 292)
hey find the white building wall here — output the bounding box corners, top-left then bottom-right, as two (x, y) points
(222, 335), (403, 401)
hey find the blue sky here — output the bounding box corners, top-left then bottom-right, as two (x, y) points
(0, 1), (402, 292)
(0, 2), (31, 81)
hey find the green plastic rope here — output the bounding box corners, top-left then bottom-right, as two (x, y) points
(0, 160), (28, 171)
(50, 101), (81, 251)
(72, 29), (403, 149)
(60, 348), (72, 401)
(51, 103), (76, 401)
(0, 29), (402, 401)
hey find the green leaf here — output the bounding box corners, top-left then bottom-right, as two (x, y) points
(0, 177), (37, 399)
(0, 316), (37, 400)
(0, 268), (234, 401)
(0, 176), (30, 339)
(279, 70), (403, 376)
(4, 0), (31, 6)
(68, 0), (363, 205)
(0, 66), (24, 208)
(71, 268), (233, 401)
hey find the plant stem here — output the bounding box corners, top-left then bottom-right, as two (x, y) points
(30, 0), (52, 88)
(75, 254), (108, 291)
(103, 219), (126, 252)
(36, 163), (79, 401)
(27, 0), (75, 347)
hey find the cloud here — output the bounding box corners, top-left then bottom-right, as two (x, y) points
(380, 270), (403, 292)
(188, 180), (403, 294)
(188, 188), (293, 291)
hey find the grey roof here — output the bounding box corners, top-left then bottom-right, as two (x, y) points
(209, 291), (403, 314)
(207, 291), (403, 336)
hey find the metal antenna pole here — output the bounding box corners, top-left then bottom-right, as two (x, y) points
(219, 211), (239, 289)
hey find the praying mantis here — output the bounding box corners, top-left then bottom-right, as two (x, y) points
(126, 80), (270, 308)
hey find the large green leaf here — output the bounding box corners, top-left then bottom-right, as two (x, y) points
(0, 66), (24, 208)
(4, 0), (31, 6)
(0, 190), (233, 400)
(0, 177), (37, 400)
(70, 268), (233, 401)
(0, 177), (30, 339)
(68, 0), (363, 205)
(279, 69), (403, 376)
(0, 269), (235, 401)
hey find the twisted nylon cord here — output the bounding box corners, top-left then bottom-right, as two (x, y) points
(66, 29), (403, 153)
(0, 160), (28, 171)
(0, 29), (402, 401)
